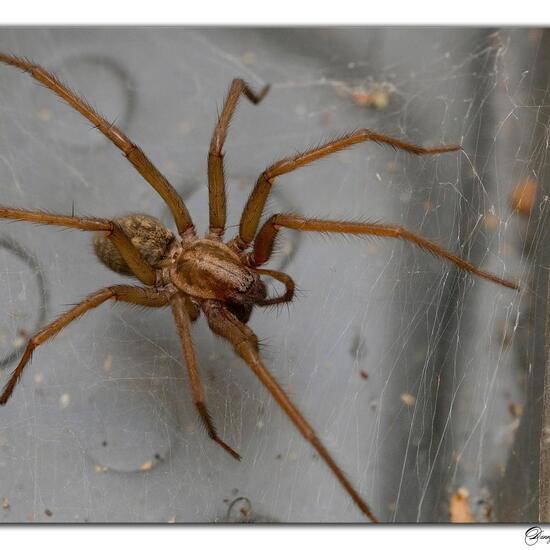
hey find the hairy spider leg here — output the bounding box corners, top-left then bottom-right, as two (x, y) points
(0, 286), (167, 405)
(0, 205), (156, 285)
(250, 214), (519, 290)
(208, 79), (269, 238)
(234, 129), (460, 250)
(0, 53), (194, 237)
(171, 293), (241, 460)
(203, 301), (379, 522)
(253, 268), (295, 306)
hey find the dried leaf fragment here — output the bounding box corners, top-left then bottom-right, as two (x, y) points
(139, 460), (154, 472)
(509, 402), (523, 419)
(400, 392), (416, 407)
(335, 82), (395, 110)
(449, 487), (474, 523)
(511, 178), (538, 216)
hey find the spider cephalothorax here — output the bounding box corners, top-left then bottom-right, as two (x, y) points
(0, 53), (518, 522)
(170, 239), (268, 309)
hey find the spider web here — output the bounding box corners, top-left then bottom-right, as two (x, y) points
(0, 27), (547, 523)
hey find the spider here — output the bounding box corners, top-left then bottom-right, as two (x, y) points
(0, 53), (518, 523)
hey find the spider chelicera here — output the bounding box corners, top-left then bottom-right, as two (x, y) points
(0, 53), (518, 522)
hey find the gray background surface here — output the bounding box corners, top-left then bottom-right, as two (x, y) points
(0, 28), (547, 523)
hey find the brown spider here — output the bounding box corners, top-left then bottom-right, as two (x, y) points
(0, 53), (518, 523)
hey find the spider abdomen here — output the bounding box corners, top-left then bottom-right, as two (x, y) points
(94, 214), (175, 275)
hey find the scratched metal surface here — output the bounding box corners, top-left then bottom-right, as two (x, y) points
(0, 28), (545, 523)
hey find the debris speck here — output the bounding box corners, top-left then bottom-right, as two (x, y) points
(37, 108), (52, 122)
(167, 516), (176, 523)
(400, 393), (416, 407)
(483, 213), (499, 231)
(94, 464), (109, 473)
(1, 497), (9, 510)
(103, 355), (113, 372)
(241, 52), (257, 65)
(44, 509), (53, 517)
(33, 373), (44, 385)
(511, 178), (538, 216)
(139, 460), (154, 472)
(59, 393), (71, 409)
(359, 370), (369, 380)
(449, 488), (474, 523)
(386, 160), (399, 173)
(509, 402), (523, 419)
(335, 82), (394, 110)
(12, 337), (24, 349)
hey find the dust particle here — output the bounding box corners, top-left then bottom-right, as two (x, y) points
(59, 393), (71, 409)
(1, 497), (9, 510)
